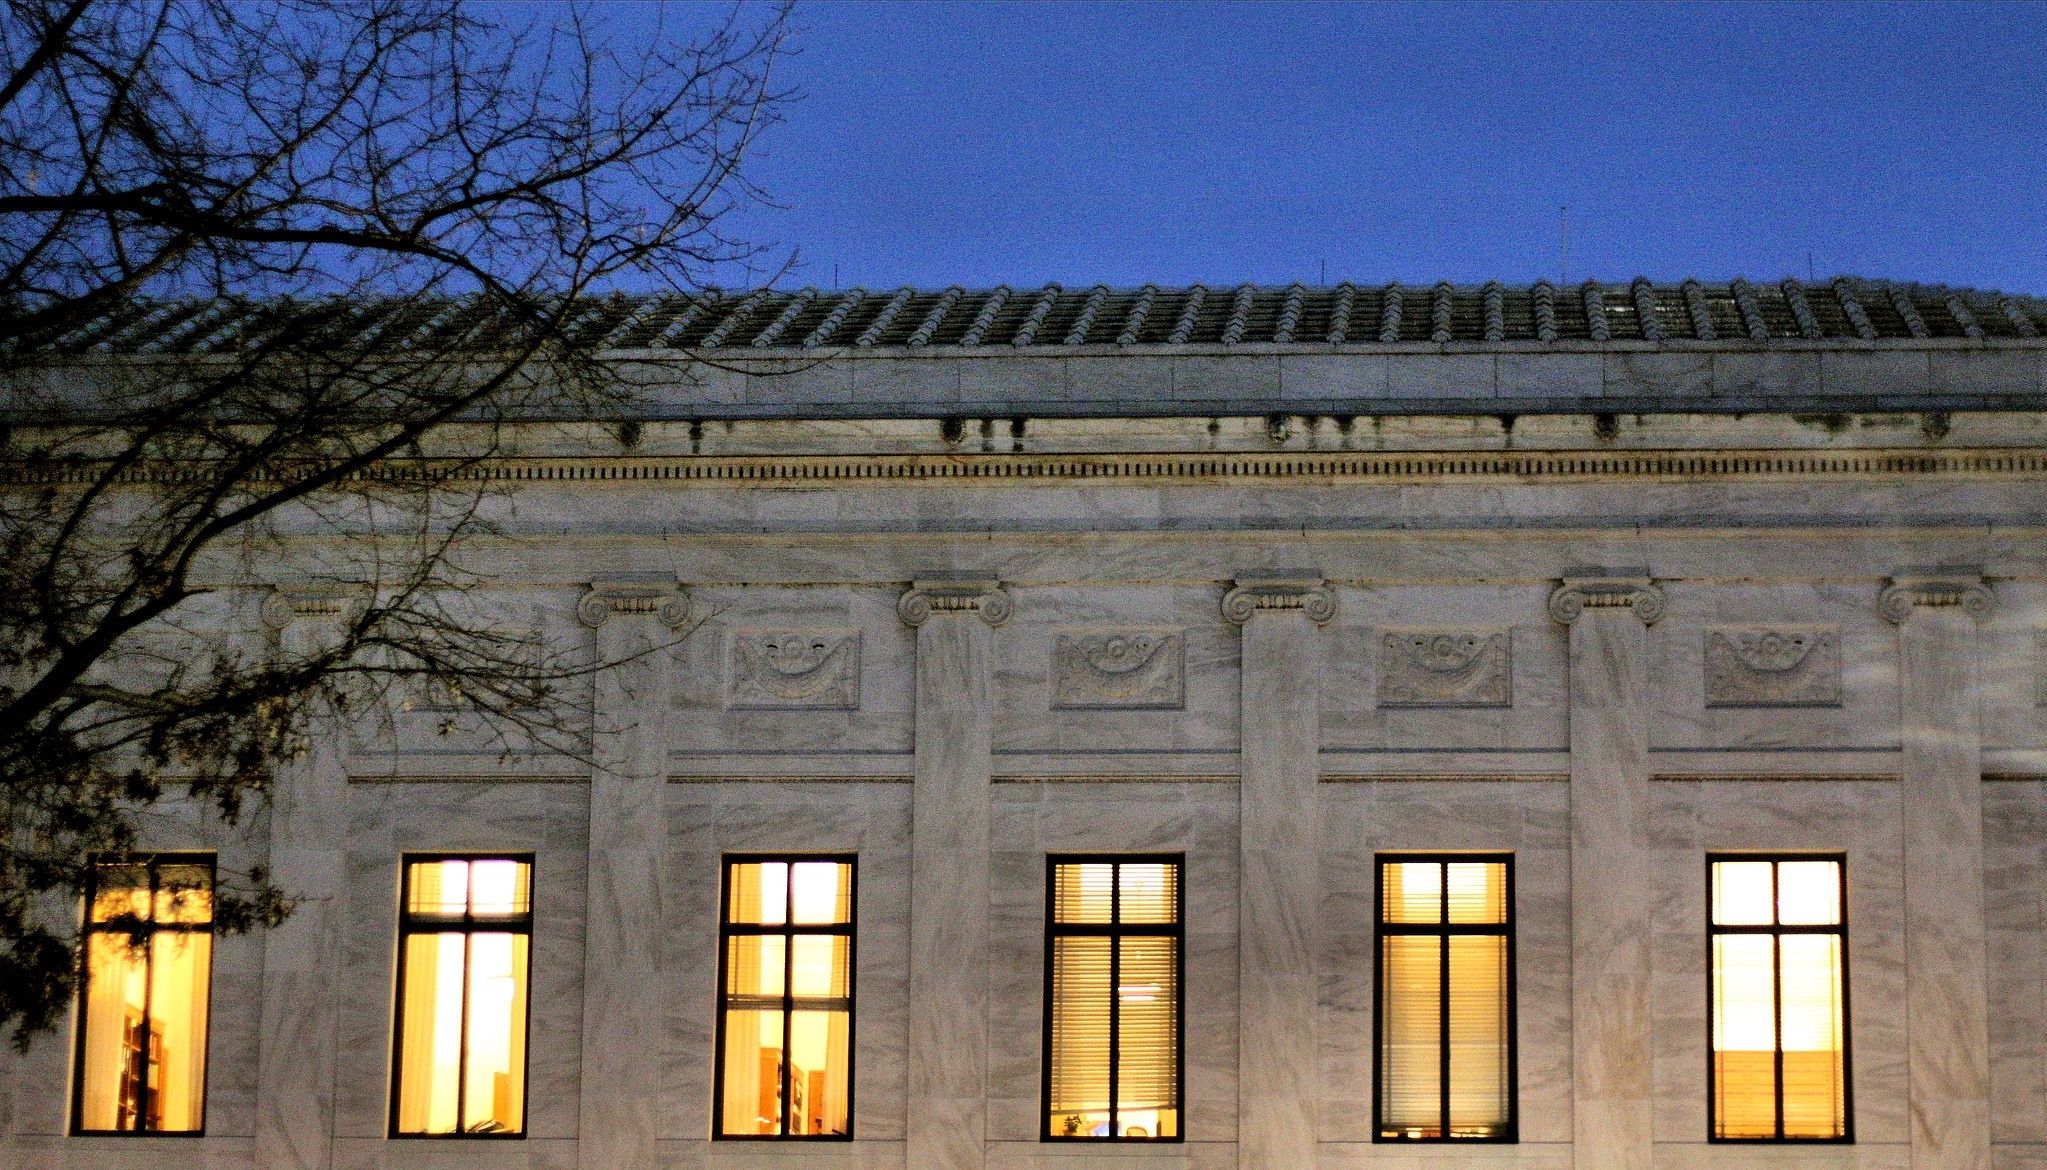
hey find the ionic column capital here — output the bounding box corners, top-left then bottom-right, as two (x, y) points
(259, 584), (361, 630)
(1879, 564), (1994, 624)
(898, 574), (1012, 628)
(1222, 570), (1336, 626)
(578, 577), (691, 630)
(1548, 567), (1665, 625)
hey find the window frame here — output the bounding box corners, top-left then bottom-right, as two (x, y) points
(1039, 852), (1186, 1144)
(1371, 851), (1518, 1144)
(386, 851), (537, 1141)
(70, 851), (217, 1138)
(1705, 851), (1854, 1145)
(712, 852), (859, 1142)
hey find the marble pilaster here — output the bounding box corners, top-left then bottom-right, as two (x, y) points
(901, 575), (1009, 1170)
(1550, 568), (1663, 1170)
(1225, 572), (1333, 1170)
(1882, 566), (1995, 1170)
(253, 587), (356, 1170)
(577, 578), (688, 1170)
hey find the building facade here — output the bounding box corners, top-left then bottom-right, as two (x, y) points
(4, 278), (2047, 1170)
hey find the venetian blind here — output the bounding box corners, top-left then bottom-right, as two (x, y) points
(1377, 858), (1513, 1141)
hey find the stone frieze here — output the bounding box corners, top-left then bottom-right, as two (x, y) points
(1377, 629), (1512, 708)
(1704, 625), (1841, 707)
(728, 629), (862, 710)
(1051, 628), (1185, 709)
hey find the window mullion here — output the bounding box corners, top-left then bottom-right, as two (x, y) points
(138, 861), (158, 1133)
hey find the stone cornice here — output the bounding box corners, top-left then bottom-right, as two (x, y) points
(897, 575), (1012, 627)
(1878, 565), (1995, 624)
(577, 577), (691, 629)
(1548, 568), (1666, 625)
(1222, 572), (1337, 625)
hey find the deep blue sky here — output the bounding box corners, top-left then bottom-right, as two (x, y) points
(709, 1), (2047, 293)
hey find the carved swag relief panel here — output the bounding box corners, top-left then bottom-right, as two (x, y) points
(1377, 629), (1512, 708)
(1051, 629), (1185, 709)
(1703, 625), (1841, 708)
(728, 629), (863, 709)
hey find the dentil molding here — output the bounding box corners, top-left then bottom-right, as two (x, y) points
(1877, 565), (1994, 624)
(897, 575), (1013, 627)
(1547, 568), (1665, 625)
(1221, 572), (1337, 625)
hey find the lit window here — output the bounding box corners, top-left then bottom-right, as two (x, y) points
(1709, 856), (1850, 1141)
(1044, 856), (1181, 1141)
(390, 856), (533, 1136)
(73, 854), (214, 1134)
(716, 857), (855, 1138)
(1375, 855), (1515, 1141)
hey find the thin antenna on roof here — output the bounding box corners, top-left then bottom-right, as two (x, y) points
(1559, 206), (1569, 286)
(833, 263), (840, 291)
(1807, 251), (1815, 282)
(1320, 259), (1327, 285)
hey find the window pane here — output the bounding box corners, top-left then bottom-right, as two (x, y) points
(790, 934), (849, 1002)
(790, 861), (851, 925)
(1712, 934), (1779, 1139)
(728, 862), (789, 926)
(90, 864), (149, 925)
(1446, 862), (1507, 925)
(154, 865), (214, 925)
(722, 1010), (786, 1135)
(1383, 862), (1443, 925)
(467, 860), (531, 920)
(1777, 862), (1841, 927)
(1447, 934), (1510, 1137)
(1780, 935), (1846, 1138)
(787, 1010), (849, 1135)
(1379, 934), (1443, 1138)
(395, 933), (467, 1134)
(1048, 935), (1111, 1137)
(1712, 861), (1775, 926)
(408, 860), (471, 917)
(77, 933), (150, 1131)
(146, 931), (211, 1133)
(1115, 935), (1179, 1138)
(1053, 864), (1115, 924)
(460, 933), (527, 1134)
(1117, 863), (1177, 925)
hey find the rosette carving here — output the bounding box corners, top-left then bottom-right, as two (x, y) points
(577, 579), (691, 629)
(1052, 629), (1184, 709)
(1221, 573), (1336, 626)
(1877, 566), (1994, 624)
(729, 629), (861, 709)
(1548, 569), (1664, 625)
(897, 577), (1011, 627)
(1704, 626), (1841, 707)
(1378, 629), (1511, 708)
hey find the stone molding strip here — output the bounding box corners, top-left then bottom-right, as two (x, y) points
(20, 447), (2047, 488)
(1878, 564), (1995, 623)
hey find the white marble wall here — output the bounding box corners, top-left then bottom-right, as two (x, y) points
(5, 414), (2047, 1170)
